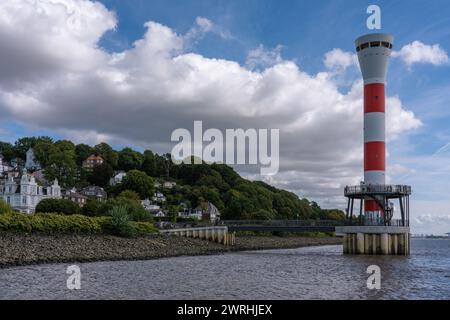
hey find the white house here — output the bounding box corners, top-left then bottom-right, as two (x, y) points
(163, 181), (177, 189)
(25, 148), (41, 171)
(109, 171), (127, 186)
(0, 154), (12, 174)
(0, 170), (61, 214)
(152, 192), (166, 203)
(194, 202), (221, 223)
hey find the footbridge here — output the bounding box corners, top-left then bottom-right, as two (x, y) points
(221, 220), (347, 233)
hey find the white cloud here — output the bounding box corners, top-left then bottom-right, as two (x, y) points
(246, 44), (284, 70)
(0, 0), (423, 220)
(392, 41), (449, 67)
(412, 213), (450, 236)
(324, 48), (357, 72)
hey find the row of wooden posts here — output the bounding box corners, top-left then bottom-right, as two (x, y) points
(159, 226), (236, 246)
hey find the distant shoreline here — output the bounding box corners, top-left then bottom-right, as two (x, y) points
(0, 233), (341, 268)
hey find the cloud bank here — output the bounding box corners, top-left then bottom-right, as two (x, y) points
(0, 0), (426, 212)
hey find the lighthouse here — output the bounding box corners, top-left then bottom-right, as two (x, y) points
(336, 33), (412, 255)
(356, 33), (393, 222)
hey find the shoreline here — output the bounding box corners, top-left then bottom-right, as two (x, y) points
(0, 232), (342, 268)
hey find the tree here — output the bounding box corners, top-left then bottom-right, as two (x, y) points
(14, 136), (53, 159)
(0, 141), (15, 160)
(44, 151), (77, 187)
(118, 148), (144, 171)
(75, 144), (95, 165)
(35, 199), (80, 215)
(33, 140), (58, 167)
(118, 190), (141, 203)
(95, 143), (118, 168)
(88, 162), (114, 187)
(141, 150), (156, 176)
(120, 170), (154, 199)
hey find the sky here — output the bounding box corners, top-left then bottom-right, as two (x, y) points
(0, 0), (449, 234)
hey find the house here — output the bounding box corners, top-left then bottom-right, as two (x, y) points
(163, 181), (177, 189)
(0, 154), (12, 175)
(194, 202), (221, 223)
(10, 157), (24, 170)
(25, 148), (41, 171)
(62, 188), (88, 207)
(80, 186), (107, 202)
(82, 155), (104, 170)
(445, 232), (450, 238)
(0, 170), (61, 214)
(178, 208), (202, 220)
(141, 198), (160, 211)
(31, 170), (47, 185)
(154, 181), (162, 189)
(141, 199), (166, 216)
(109, 171), (127, 186)
(152, 192), (166, 203)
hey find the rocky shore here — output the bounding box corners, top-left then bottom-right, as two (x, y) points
(0, 232), (342, 268)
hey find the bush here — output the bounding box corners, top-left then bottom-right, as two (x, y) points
(103, 205), (136, 237)
(36, 199), (81, 215)
(0, 212), (105, 234)
(99, 197), (151, 222)
(0, 198), (13, 214)
(0, 211), (158, 237)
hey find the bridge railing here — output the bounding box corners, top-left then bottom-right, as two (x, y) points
(221, 219), (408, 227)
(221, 220), (348, 227)
(345, 184), (412, 196)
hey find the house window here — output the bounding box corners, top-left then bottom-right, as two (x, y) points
(22, 196), (27, 205)
(23, 186), (28, 193)
(6, 197), (10, 204)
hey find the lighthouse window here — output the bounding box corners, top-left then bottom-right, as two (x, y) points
(370, 41), (381, 47)
(389, 43), (393, 49)
(356, 46), (361, 52)
(381, 41), (390, 48)
(360, 43), (369, 50)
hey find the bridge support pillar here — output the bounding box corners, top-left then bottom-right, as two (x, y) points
(335, 226), (410, 255)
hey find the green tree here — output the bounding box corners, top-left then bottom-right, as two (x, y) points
(75, 144), (95, 165)
(35, 199), (80, 215)
(88, 162), (114, 187)
(118, 148), (144, 171)
(118, 190), (141, 203)
(141, 150), (156, 176)
(120, 170), (154, 199)
(95, 142), (118, 168)
(0, 141), (15, 160)
(44, 151), (77, 187)
(33, 140), (58, 167)
(14, 136), (53, 159)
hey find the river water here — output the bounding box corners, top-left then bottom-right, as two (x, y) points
(0, 239), (449, 300)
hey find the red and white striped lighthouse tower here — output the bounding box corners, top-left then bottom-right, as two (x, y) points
(355, 33), (394, 220)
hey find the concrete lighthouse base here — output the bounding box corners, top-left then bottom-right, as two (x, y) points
(335, 226), (410, 256)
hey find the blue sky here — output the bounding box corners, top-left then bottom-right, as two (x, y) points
(0, 0), (449, 233)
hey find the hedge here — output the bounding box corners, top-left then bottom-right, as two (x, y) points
(0, 212), (158, 236)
